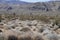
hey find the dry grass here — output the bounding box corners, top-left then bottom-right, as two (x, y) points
(11, 14), (50, 23)
(0, 13), (60, 24)
(0, 14), (60, 40)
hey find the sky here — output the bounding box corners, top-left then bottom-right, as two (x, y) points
(20, 0), (51, 2)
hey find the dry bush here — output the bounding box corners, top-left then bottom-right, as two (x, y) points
(19, 36), (33, 40)
(20, 27), (31, 32)
(38, 15), (50, 23)
(19, 14), (50, 23)
(2, 13), (60, 24)
(51, 16), (60, 27)
(1, 13), (50, 23)
(8, 35), (18, 40)
(33, 36), (44, 40)
(47, 34), (58, 40)
(38, 28), (44, 33)
(0, 14), (2, 22)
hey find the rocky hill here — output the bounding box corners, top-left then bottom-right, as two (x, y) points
(0, 1), (60, 15)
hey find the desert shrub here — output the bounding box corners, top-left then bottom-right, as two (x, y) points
(19, 14), (25, 20)
(48, 36), (58, 40)
(52, 16), (60, 27)
(1, 13), (50, 23)
(38, 15), (50, 23)
(19, 14), (50, 23)
(0, 14), (55, 23)
(3, 13), (17, 20)
(38, 28), (44, 33)
(27, 23), (32, 26)
(34, 36), (44, 40)
(8, 35), (18, 40)
(4, 14), (13, 20)
(47, 34), (58, 40)
(33, 29), (36, 31)
(19, 36), (32, 40)
(20, 27), (31, 32)
(0, 14), (2, 22)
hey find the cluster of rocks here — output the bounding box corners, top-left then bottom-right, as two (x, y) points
(0, 19), (60, 40)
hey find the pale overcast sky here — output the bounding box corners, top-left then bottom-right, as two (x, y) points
(20, 0), (50, 2)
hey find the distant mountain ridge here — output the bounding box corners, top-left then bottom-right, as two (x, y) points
(0, 1), (60, 16)
(0, 0), (30, 4)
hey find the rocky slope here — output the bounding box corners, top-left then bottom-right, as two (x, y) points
(0, 1), (60, 15)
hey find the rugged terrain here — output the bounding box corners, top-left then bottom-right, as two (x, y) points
(0, 0), (60, 40)
(0, 14), (60, 40)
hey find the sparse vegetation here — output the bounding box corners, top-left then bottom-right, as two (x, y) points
(2, 13), (50, 23)
(1, 13), (60, 24)
(0, 14), (60, 40)
(0, 1), (60, 40)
